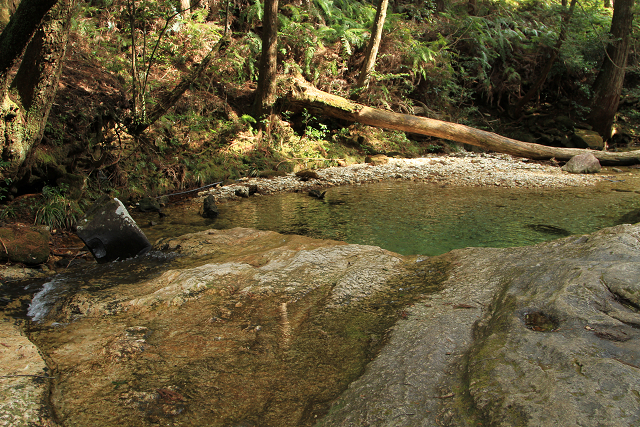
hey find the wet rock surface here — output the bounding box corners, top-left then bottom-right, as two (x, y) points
(0, 316), (56, 427)
(320, 224), (640, 427)
(26, 228), (445, 427)
(7, 224), (640, 426)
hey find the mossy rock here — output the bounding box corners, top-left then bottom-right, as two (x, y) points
(0, 224), (50, 265)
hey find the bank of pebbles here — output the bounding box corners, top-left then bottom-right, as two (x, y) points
(198, 152), (603, 203)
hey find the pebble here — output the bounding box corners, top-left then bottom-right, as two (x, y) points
(198, 153), (602, 203)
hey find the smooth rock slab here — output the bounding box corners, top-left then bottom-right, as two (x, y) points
(0, 317), (56, 426)
(320, 224), (640, 427)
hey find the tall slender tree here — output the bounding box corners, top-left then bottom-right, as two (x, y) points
(356, 0), (389, 89)
(588, 0), (635, 139)
(254, 0), (279, 117)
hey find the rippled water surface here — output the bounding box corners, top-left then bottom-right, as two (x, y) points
(136, 174), (640, 256)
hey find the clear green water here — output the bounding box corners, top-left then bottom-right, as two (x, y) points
(137, 177), (640, 256)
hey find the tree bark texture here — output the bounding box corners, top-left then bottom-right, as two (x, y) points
(285, 76), (640, 165)
(254, 0), (279, 117)
(0, 0), (58, 85)
(0, 0), (74, 178)
(588, 0), (634, 139)
(357, 0), (389, 88)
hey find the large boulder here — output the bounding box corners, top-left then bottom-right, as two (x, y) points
(320, 224), (640, 426)
(0, 224), (49, 265)
(75, 196), (151, 263)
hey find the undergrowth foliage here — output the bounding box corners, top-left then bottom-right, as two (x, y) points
(13, 0), (636, 204)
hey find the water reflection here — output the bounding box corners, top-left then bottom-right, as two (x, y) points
(135, 179), (640, 256)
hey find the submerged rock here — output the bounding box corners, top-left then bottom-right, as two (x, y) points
(201, 194), (219, 218)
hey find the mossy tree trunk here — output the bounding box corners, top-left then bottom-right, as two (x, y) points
(587, 0), (634, 140)
(284, 76), (640, 165)
(0, 0), (74, 180)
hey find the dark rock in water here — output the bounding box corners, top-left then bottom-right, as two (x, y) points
(76, 196), (151, 263)
(526, 224), (572, 236)
(0, 224), (50, 265)
(202, 194), (219, 218)
(309, 189), (326, 199)
(138, 196), (165, 219)
(235, 187), (250, 198)
(562, 153), (601, 174)
(617, 209), (640, 225)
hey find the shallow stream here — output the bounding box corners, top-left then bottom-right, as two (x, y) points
(13, 168), (640, 427)
(135, 173), (640, 256)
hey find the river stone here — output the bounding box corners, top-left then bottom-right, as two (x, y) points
(561, 152), (601, 174)
(0, 224), (50, 265)
(0, 316), (55, 426)
(137, 196), (161, 213)
(201, 194), (219, 218)
(76, 196), (151, 263)
(320, 224), (640, 427)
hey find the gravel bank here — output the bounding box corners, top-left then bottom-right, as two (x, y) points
(198, 152), (603, 202)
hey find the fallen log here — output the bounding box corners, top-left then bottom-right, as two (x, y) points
(284, 76), (640, 166)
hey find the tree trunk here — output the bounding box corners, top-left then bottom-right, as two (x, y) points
(0, 0), (58, 83)
(514, 0), (577, 116)
(0, 0), (74, 179)
(357, 0), (389, 88)
(253, 0), (279, 117)
(587, 0), (634, 139)
(467, 0), (476, 15)
(284, 76), (640, 165)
